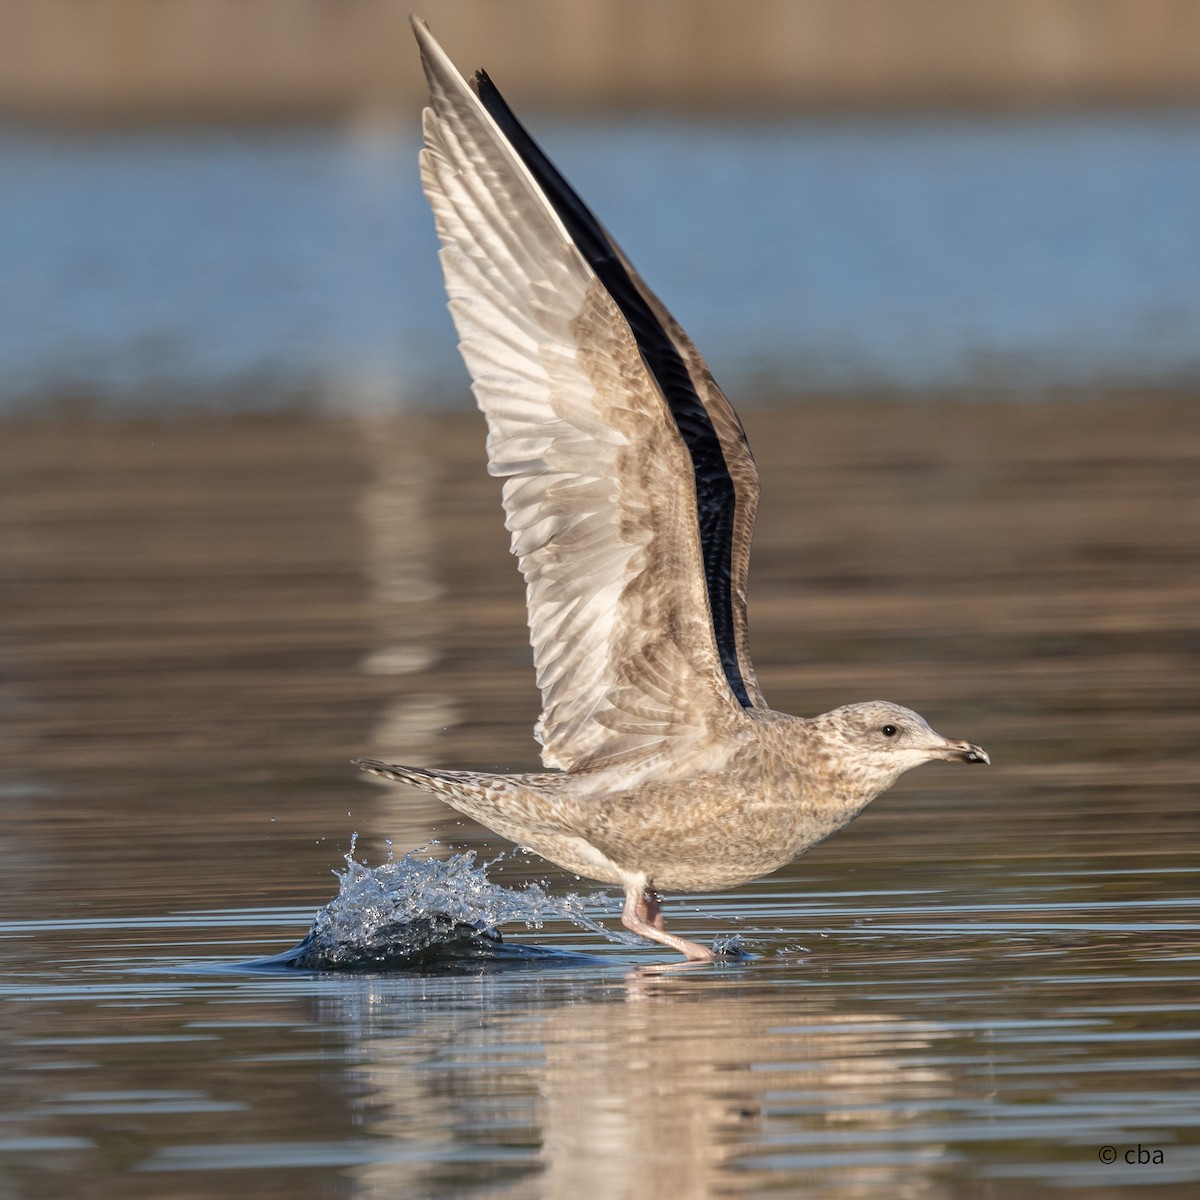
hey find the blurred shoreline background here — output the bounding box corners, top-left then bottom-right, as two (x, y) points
(3, 0), (1200, 412)
(6, 0), (1200, 123)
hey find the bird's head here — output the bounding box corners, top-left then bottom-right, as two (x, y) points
(809, 700), (989, 793)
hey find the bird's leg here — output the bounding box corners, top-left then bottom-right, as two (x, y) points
(622, 883), (713, 962)
(636, 888), (666, 930)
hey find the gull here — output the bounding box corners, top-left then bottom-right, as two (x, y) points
(356, 19), (989, 961)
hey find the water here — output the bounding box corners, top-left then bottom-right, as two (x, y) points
(4, 114), (1200, 410)
(2, 398), (1199, 1196)
(269, 844), (623, 970)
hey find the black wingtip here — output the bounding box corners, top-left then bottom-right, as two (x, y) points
(416, 20), (753, 714)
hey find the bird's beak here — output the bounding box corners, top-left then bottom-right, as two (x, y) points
(935, 737), (990, 765)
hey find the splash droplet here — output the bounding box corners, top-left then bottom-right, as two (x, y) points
(271, 845), (634, 970)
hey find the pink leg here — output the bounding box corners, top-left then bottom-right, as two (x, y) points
(622, 884), (712, 962)
(636, 888), (666, 930)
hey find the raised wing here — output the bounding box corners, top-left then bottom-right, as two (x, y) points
(472, 68), (765, 711)
(603, 238), (765, 709)
(413, 19), (758, 772)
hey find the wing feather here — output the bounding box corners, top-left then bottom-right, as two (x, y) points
(413, 20), (752, 772)
(470, 65), (766, 711)
(616, 268), (766, 708)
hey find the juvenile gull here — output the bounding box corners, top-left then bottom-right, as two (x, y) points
(356, 20), (989, 961)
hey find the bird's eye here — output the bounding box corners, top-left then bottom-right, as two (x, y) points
(881, 724), (898, 737)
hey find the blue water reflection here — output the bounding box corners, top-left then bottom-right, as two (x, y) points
(3, 113), (1200, 409)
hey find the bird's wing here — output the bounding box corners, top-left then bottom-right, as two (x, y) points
(469, 67), (766, 713)
(607, 252), (765, 710)
(414, 19), (760, 773)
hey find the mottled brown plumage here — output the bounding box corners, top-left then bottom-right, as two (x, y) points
(356, 20), (988, 961)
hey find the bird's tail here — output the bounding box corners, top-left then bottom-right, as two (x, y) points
(352, 758), (500, 803)
(352, 757), (571, 844)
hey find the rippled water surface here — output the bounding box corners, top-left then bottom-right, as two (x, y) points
(2, 398), (1199, 1197)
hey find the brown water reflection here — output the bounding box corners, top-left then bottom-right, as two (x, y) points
(1, 395), (1199, 1197)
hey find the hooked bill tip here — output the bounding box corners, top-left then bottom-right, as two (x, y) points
(939, 738), (990, 765)
(954, 745), (990, 765)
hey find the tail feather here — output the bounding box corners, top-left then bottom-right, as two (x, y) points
(352, 757), (574, 841)
(353, 758), (494, 802)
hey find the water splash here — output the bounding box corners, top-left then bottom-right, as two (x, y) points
(263, 841), (627, 970)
